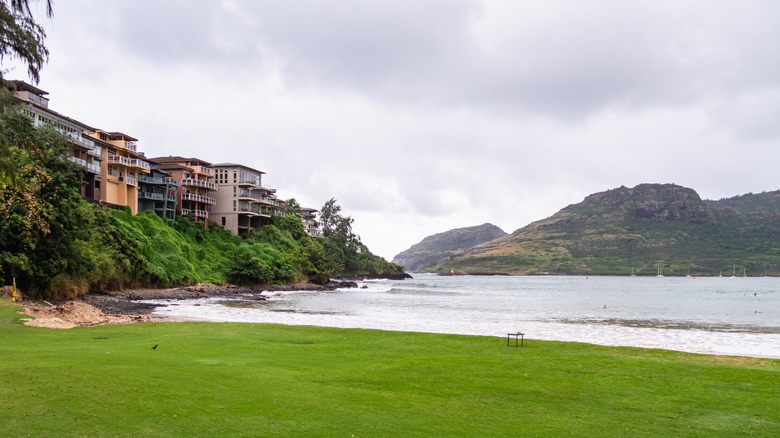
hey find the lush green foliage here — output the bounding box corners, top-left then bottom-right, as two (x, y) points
(0, 109), (404, 297)
(318, 197), (405, 277)
(1, 299), (777, 437)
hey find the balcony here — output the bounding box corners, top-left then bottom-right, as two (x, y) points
(181, 208), (208, 219)
(108, 154), (151, 172)
(126, 176), (137, 186)
(87, 146), (102, 158)
(141, 192), (164, 201)
(238, 189), (261, 200)
(138, 175), (181, 187)
(181, 178), (217, 191)
(86, 162), (100, 174)
(123, 141), (137, 152)
(199, 166), (212, 175)
(182, 192), (216, 205)
(68, 156), (86, 167)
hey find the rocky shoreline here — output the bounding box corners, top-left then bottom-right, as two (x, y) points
(14, 280), (358, 329)
(85, 280), (359, 316)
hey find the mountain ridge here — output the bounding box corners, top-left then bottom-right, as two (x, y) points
(392, 223), (507, 272)
(411, 183), (780, 276)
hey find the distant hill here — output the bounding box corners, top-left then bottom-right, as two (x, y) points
(427, 184), (780, 276)
(705, 190), (780, 213)
(392, 223), (507, 272)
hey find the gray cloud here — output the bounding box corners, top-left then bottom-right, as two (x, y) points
(12, 0), (780, 258)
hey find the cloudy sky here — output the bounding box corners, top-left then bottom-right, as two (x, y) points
(10, 0), (780, 260)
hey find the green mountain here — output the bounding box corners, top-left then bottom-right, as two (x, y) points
(705, 190), (780, 213)
(392, 223), (507, 272)
(428, 183), (780, 276)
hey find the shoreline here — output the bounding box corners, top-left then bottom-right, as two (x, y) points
(16, 280), (357, 329)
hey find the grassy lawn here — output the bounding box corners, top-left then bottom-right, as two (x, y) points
(1, 298), (778, 437)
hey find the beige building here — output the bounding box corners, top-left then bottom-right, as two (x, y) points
(86, 130), (151, 214)
(149, 156), (217, 223)
(211, 163), (279, 235)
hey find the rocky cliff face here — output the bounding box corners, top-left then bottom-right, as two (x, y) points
(392, 223), (507, 272)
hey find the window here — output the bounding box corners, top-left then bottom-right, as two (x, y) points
(222, 217), (226, 226)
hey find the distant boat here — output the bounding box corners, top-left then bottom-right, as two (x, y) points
(657, 267), (664, 278)
(685, 270), (691, 278)
(730, 264), (736, 278)
(631, 267), (636, 277)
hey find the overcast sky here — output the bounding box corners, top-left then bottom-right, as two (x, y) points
(10, 0), (780, 260)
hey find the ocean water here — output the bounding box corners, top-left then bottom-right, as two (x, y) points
(141, 273), (780, 358)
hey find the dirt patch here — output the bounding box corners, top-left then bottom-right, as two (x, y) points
(20, 300), (158, 329)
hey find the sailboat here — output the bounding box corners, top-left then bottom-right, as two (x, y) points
(730, 264), (736, 278)
(631, 267), (636, 277)
(656, 267), (664, 278)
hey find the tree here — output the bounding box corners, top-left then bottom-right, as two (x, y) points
(0, 0), (53, 83)
(280, 198), (302, 216)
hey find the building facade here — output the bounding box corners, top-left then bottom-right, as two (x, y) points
(211, 163), (279, 235)
(9, 80), (104, 202)
(138, 161), (179, 221)
(86, 130), (151, 214)
(149, 156), (217, 222)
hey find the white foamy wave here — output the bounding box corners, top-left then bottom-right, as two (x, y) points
(140, 275), (780, 359)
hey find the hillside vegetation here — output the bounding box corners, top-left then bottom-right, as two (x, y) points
(429, 184), (780, 276)
(392, 223), (506, 272)
(0, 107), (404, 299)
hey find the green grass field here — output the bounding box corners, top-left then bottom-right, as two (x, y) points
(1, 298), (778, 437)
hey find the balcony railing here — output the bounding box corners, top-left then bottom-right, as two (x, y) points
(199, 166), (212, 175)
(238, 189), (261, 200)
(141, 192), (164, 201)
(182, 192), (216, 205)
(126, 176), (137, 186)
(123, 141), (137, 152)
(69, 156), (86, 167)
(138, 175), (181, 187)
(86, 162), (100, 174)
(87, 146), (102, 158)
(181, 178), (217, 191)
(181, 208), (208, 219)
(108, 154), (151, 171)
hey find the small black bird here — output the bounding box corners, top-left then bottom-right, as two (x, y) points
(151, 344), (158, 350)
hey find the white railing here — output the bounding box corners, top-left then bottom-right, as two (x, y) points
(181, 208), (208, 219)
(69, 156), (86, 167)
(182, 192), (216, 205)
(107, 154), (151, 171)
(126, 176), (137, 185)
(181, 178), (217, 191)
(87, 162), (100, 173)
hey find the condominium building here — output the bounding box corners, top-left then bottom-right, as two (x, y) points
(138, 160), (179, 221)
(149, 156), (217, 222)
(85, 130), (151, 214)
(211, 163), (278, 235)
(9, 80), (104, 202)
(300, 208), (320, 236)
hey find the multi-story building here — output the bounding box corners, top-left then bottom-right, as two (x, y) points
(85, 130), (151, 214)
(149, 156), (217, 223)
(300, 208), (320, 236)
(138, 160), (179, 221)
(211, 163), (278, 235)
(9, 80), (104, 202)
